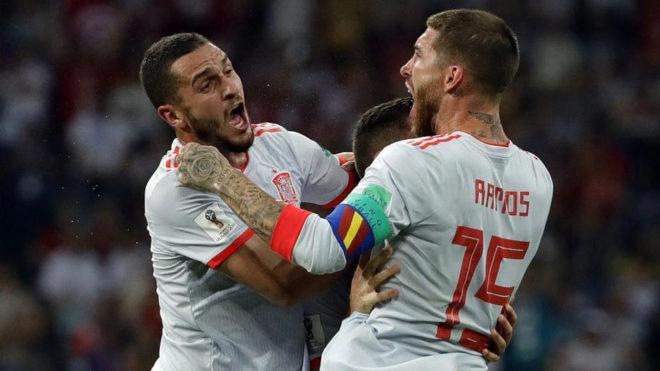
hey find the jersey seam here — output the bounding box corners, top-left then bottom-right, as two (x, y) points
(184, 261), (209, 341)
(285, 130), (310, 192)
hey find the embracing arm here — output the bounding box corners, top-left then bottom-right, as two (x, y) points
(178, 143), (284, 243)
(220, 233), (342, 306)
(178, 142), (350, 274)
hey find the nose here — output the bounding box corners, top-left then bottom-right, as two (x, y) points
(222, 78), (239, 101)
(400, 58), (412, 79)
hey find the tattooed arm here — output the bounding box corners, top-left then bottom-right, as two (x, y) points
(178, 142), (348, 274)
(177, 142), (284, 242)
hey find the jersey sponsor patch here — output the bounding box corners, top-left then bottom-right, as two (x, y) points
(327, 185), (393, 258)
(194, 204), (237, 242)
(272, 171), (300, 206)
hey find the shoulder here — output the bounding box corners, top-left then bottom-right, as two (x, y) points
(146, 170), (221, 223)
(367, 140), (423, 179)
(252, 122), (319, 147)
(377, 133), (462, 166)
(515, 145), (554, 189)
(251, 122), (297, 153)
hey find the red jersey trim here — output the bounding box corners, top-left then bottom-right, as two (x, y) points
(270, 205), (312, 262)
(463, 131), (510, 147)
(323, 167), (358, 208)
(165, 146), (181, 170)
(207, 229), (254, 269)
(411, 134), (462, 150)
(252, 123), (282, 137)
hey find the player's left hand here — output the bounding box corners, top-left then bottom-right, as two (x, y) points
(482, 303), (517, 363)
(350, 247), (401, 314)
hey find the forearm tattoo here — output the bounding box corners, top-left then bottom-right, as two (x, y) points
(177, 142), (284, 242)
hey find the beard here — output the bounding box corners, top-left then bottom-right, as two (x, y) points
(186, 111), (254, 153)
(410, 81), (442, 137)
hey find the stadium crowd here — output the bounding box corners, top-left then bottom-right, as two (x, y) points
(0, 0), (657, 370)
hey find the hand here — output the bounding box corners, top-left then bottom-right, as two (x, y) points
(350, 247), (401, 314)
(334, 152), (354, 167)
(177, 142), (229, 192)
(482, 303), (517, 363)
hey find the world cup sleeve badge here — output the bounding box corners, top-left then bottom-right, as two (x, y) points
(194, 204), (237, 242)
(272, 171), (300, 206)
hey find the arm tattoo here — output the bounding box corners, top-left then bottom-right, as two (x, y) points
(177, 142), (284, 242)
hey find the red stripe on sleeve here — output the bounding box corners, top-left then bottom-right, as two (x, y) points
(338, 208), (354, 236)
(323, 168), (358, 208)
(270, 205), (312, 262)
(207, 229), (254, 269)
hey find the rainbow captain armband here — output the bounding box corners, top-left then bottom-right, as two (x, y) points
(326, 184), (393, 260)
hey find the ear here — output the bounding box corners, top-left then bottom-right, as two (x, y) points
(157, 104), (188, 131)
(443, 65), (465, 94)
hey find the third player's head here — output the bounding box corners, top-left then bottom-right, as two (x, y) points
(140, 33), (253, 153)
(400, 9), (519, 137)
(353, 97), (414, 178)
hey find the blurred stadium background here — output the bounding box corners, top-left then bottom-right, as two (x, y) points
(0, 0), (658, 370)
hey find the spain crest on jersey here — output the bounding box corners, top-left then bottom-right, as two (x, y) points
(272, 171), (300, 206)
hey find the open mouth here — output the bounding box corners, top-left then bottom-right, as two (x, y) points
(405, 81), (413, 95)
(228, 102), (249, 131)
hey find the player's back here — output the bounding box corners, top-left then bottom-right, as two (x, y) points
(338, 131), (552, 369)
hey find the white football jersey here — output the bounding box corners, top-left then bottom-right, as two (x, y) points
(322, 131), (553, 370)
(145, 123), (351, 371)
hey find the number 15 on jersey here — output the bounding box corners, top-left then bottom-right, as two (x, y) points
(437, 226), (529, 351)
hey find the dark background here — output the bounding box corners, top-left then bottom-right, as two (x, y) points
(0, 1), (658, 370)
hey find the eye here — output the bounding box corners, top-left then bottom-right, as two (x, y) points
(224, 66), (234, 75)
(200, 80), (214, 93)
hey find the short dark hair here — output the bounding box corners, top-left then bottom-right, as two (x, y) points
(426, 9), (519, 97)
(140, 32), (210, 108)
(353, 97), (413, 177)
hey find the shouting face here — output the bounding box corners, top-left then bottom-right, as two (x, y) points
(400, 28), (444, 137)
(170, 43), (253, 152)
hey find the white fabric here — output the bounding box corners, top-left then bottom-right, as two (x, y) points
(292, 212), (347, 274)
(321, 131), (553, 370)
(146, 123), (349, 370)
(321, 312), (487, 371)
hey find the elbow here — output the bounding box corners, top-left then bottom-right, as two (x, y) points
(265, 282), (300, 307)
(269, 290), (299, 307)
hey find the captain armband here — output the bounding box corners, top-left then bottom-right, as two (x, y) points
(326, 184), (393, 260)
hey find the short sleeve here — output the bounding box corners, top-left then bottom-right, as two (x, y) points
(150, 180), (253, 269)
(324, 144), (412, 258)
(287, 131), (355, 207)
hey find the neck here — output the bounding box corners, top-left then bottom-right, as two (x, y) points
(433, 96), (508, 144)
(223, 151), (248, 170)
(177, 132), (249, 170)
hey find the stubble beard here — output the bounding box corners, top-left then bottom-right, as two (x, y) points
(410, 81), (441, 137)
(186, 111), (254, 153)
